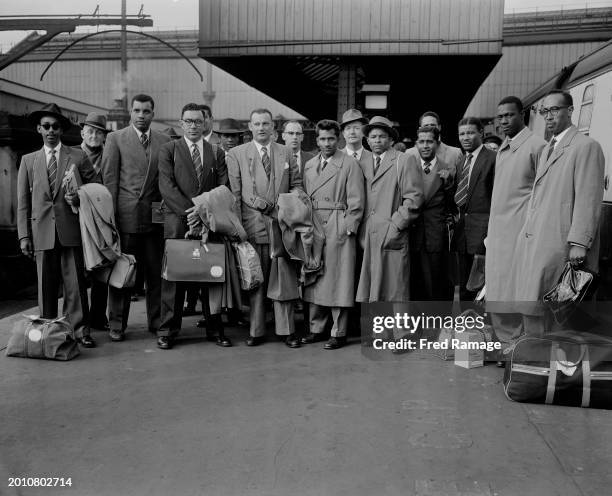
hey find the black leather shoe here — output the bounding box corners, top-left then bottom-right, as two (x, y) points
(324, 337), (347, 350)
(109, 329), (125, 342)
(301, 332), (324, 344)
(216, 334), (233, 347)
(246, 336), (266, 347)
(79, 335), (96, 348)
(157, 336), (173, 350)
(285, 333), (301, 348)
(197, 317), (208, 328)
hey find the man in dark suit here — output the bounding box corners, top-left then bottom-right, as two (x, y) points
(102, 94), (171, 341)
(76, 112), (110, 332)
(282, 121), (314, 175)
(17, 103), (99, 347)
(157, 103), (230, 350)
(410, 126), (456, 303)
(452, 117), (496, 306)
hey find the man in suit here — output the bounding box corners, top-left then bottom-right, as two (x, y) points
(407, 111), (464, 171)
(215, 118), (244, 155)
(157, 103), (230, 350)
(226, 108), (303, 347)
(102, 94), (171, 341)
(513, 90), (604, 335)
(76, 112), (110, 332)
(339, 109), (370, 163)
(282, 121), (314, 174)
(452, 117), (496, 307)
(301, 119), (365, 350)
(485, 96), (546, 355)
(410, 126), (456, 304)
(17, 103), (99, 347)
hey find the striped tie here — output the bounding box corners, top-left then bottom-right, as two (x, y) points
(454, 153), (473, 208)
(318, 159), (328, 176)
(353, 152), (358, 159)
(192, 144), (203, 186)
(423, 161), (431, 174)
(374, 155), (381, 175)
(546, 138), (556, 161)
(140, 132), (149, 149)
(261, 146), (271, 179)
(48, 149), (57, 193)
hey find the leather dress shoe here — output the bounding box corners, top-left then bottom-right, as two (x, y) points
(285, 333), (301, 348)
(216, 334), (233, 347)
(246, 336), (266, 346)
(301, 332), (325, 345)
(109, 329), (125, 342)
(324, 337), (347, 350)
(157, 336), (173, 350)
(79, 335), (96, 348)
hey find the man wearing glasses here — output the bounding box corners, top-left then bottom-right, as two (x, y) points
(17, 103), (100, 347)
(282, 121), (314, 174)
(513, 89), (604, 334)
(157, 103), (230, 349)
(102, 94), (171, 342)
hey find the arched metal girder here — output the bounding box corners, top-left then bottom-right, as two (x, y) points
(40, 29), (203, 81)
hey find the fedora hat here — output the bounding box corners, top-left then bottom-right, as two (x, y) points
(340, 108), (368, 129)
(29, 103), (72, 131)
(215, 118), (244, 135)
(80, 112), (109, 133)
(363, 116), (398, 141)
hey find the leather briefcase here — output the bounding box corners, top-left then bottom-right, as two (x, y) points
(503, 331), (612, 409)
(6, 316), (80, 361)
(92, 253), (137, 288)
(162, 239), (226, 283)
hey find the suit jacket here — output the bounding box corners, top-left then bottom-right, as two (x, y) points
(410, 158), (456, 253)
(158, 138), (228, 240)
(407, 141), (464, 171)
(17, 144), (99, 251)
(296, 150), (315, 175)
(452, 146), (496, 255)
(101, 126), (171, 234)
(226, 141), (303, 244)
(515, 125), (604, 306)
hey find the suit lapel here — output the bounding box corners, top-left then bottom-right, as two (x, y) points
(422, 161), (444, 203)
(128, 126), (148, 168)
(35, 149), (51, 198)
(359, 150), (373, 181)
(465, 148), (487, 205)
(535, 126), (577, 184)
(53, 145), (70, 199)
(273, 143), (286, 195)
(198, 141), (214, 192)
(310, 151), (341, 194)
(177, 139), (198, 185)
(372, 149), (396, 185)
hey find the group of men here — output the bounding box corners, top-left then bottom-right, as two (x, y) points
(17, 88), (604, 354)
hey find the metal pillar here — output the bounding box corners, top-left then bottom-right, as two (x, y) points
(337, 62), (357, 121)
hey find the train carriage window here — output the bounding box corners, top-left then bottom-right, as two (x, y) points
(577, 84), (595, 135)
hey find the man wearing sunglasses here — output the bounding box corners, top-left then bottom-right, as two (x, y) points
(102, 94), (171, 342)
(513, 89), (605, 333)
(17, 103), (100, 348)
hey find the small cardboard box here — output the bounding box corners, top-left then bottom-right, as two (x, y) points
(454, 330), (484, 369)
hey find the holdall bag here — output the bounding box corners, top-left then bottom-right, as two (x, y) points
(6, 316), (80, 361)
(162, 239), (226, 283)
(503, 331), (612, 409)
(232, 241), (264, 290)
(542, 261), (595, 324)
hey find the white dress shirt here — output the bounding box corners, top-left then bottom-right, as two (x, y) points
(344, 147), (364, 160)
(132, 125), (151, 143)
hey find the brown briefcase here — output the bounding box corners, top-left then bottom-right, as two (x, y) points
(162, 239), (226, 283)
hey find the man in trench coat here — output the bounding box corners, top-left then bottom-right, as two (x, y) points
(513, 90), (604, 334)
(485, 96), (546, 350)
(301, 119), (365, 350)
(356, 116), (423, 304)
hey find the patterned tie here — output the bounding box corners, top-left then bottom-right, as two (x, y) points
(318, 159), (328, 176)
(454, 153), (473, 208)
(48, 149), (57, 192)
(261, 146), (271, 179)
(374, 155), (381, 175)
(140, 132), (149, 149)
(423, 161), (431, 174)
(546, 138), (556, 161)
(192, 144), (203, 186)
(353, 152), (358, 159)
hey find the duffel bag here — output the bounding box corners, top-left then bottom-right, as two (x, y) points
(503, 331), (612, 409)
(6, 316), (80, 361)
(162, 239), (226, 283)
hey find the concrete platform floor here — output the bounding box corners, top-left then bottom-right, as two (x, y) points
(1, 298), (611, 496)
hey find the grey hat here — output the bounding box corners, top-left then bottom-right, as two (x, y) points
(80, 112), (109, 133)
(339, 108), (368, 129)
(363, 116), (398, 141)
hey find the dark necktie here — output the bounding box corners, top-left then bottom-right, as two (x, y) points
(454, 153), (473, 208)
(48, 149), (57, 192)
(318, 159), (328, 176)
(353, 152), (358, 159)
(374, 155), (381, 175)
(423, 161), (431, 174)
(546, 138), (557, 161)
(192, 144), (203, 186)
(140, 132), (149, 149)
(261, 146), (271, 179)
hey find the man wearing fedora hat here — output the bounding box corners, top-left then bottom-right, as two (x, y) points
(76, 112), (110, 332)
(17, 103), (100, 347)
(215, 118), (244, 155)
(339, 109), (371, 164)
(356, 116), (423, 306)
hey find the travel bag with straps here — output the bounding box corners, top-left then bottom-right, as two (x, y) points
(5, 315), (80, 361)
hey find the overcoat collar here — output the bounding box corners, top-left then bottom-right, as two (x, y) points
(535, 125), (578, 185)
(307, 150), (343, 194)
(371, 148), (399, 185)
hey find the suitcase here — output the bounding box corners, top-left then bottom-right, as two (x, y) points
(162, 239), (226, 283)
(503, 331), (612, 409)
